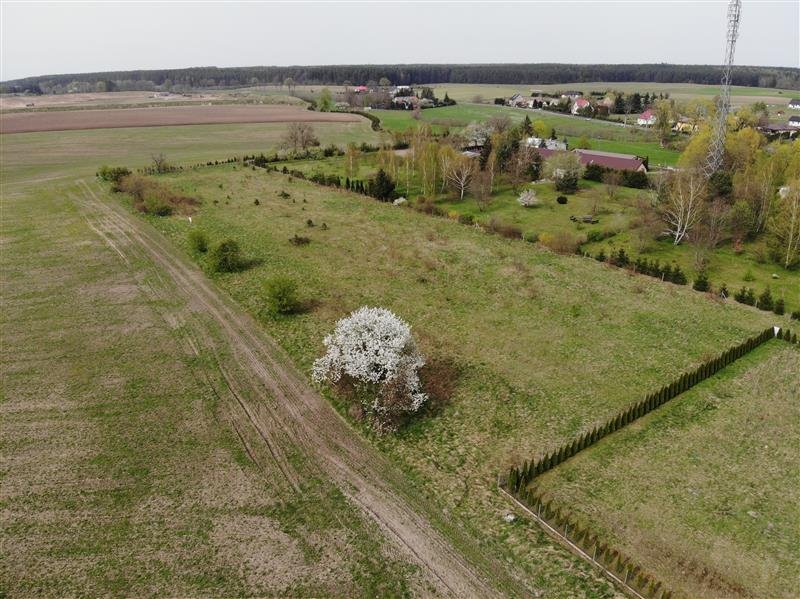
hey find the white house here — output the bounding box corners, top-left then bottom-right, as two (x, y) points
(789, 116), (800, 128)
(571, 98), (592, 115)
(788, 98), (800, 110)
(637, 109), (657, 127)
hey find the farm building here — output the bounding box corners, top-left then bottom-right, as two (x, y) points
(575, 149), (647, 172)
(672, 117), (697, 133)
(788, 98), (800, 109)
(637, 109), (657, 126)
(352, 85), (369, 93)
(789, 116), (800, 128)
(571, 98), (592, 115)
(561, 91), (583, 99)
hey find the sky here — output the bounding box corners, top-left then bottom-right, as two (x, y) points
(1, 1), (798, 81)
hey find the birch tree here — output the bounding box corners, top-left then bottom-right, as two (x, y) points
(661, 172), (706, 245)
(768, 184), (800, 268)
(445, 155), (476, 201)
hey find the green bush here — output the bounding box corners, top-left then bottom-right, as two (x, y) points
(209, 239), (242, 273)
(773, 299), (785, 315)
(264, 276), (301, 315)
(757, 287), (774, 312)
(188, 229), (209, 253)
(143, 193), (173, 216)
(692, 272), (710, 292)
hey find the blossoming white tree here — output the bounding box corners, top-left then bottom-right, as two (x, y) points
(312, 307), (427, 432)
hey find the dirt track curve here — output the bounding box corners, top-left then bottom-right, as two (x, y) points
(75, 179), (501, 598)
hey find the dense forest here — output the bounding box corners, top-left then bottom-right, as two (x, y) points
(3, 63), (799, 94)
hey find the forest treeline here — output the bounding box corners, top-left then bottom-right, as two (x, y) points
(3, 63), (799, 94)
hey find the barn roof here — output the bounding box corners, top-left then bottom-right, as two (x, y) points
(575, 149), (645, 171)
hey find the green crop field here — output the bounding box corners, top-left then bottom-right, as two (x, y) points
(532, 340), (800, 598)
(132, 163), (780, 596)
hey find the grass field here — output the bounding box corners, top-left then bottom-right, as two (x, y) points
(0, 120), (381, 187)
(0, 177), (426, 597)
(139, 163), (778, 595)
(584, 231), (800, 317)
(373, 104), (662, 144)
(532, 340), (800, 598)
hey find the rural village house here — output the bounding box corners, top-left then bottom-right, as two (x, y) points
(574, 149), (647, 172)
(788, 98), (800, 109)
(571, 97), (592, 115)
(789, 116), (800, 128)
(637, 109), (657, 126)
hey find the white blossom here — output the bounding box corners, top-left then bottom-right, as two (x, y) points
(313, 307), (427, 430)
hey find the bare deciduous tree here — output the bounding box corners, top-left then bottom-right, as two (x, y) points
(444, 155), (476, 201)
(661, 172), (706, 245)
(280, 122), (319, 152)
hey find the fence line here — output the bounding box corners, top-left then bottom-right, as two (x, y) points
(499, 486), (649, 599)
(500, 326), (798, 599)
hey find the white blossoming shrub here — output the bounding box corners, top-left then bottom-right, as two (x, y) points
(312, 306), (427, 432)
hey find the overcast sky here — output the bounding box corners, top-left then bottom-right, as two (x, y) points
(1, 1), (798, 81)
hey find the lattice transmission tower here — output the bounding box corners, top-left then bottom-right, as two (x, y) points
(704, 0), (742, 177)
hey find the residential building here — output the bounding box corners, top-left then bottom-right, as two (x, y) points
(788, 98), (800, 109)
(637, 109), (657, 126)
(574, 149), (647, 172)
(571, 98), (592, 115)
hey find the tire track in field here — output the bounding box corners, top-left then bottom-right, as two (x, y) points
(75, 197), (305, 494)
(75, 180), (502, 598)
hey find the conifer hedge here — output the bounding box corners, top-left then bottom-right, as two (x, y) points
(506, 326), (779, 492)
(501, 327), (800, 599)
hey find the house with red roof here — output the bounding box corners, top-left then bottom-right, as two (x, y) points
(571, 97), (592, 115)
(637, 109), (657, 126)
(574, 149), (647, 172)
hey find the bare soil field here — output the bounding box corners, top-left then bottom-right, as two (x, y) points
(0, 104), (361, 133)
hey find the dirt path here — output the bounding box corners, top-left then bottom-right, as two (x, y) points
(75, 179), (501, 598)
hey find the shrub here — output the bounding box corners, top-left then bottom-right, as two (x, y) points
(486, 218), (522, 240)
(733, 286), (755, 306)
(143, 193), (173, 216)
(773, 298), (785, 315)
(457, 213), (474, 225)
(692, 272), (710, 292)
(264, 276), (301, 315)
(367, 168), (397, 201)
(540, 231), (582, 254)
(289, 234), (311, 246)
(621, 170), (649, 189)
(757, 287), (774, 311)
(312, 307), (427, 433)
(791, 310), (800, 321)
(523, 231), (539, 243)
(584, 163), (606, 182)
(670, 266), (687, 285)
(188, 229), (209, 253)
(97, 165), (132, 189)
(209, 239), (242, 273)
(556, 195), (568, 205)
(595, 249), (606, 262)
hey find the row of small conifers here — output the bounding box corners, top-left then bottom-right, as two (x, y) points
(503, 326), (798, 599)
